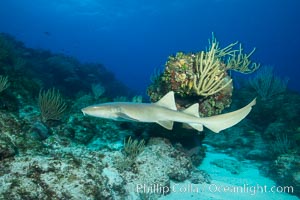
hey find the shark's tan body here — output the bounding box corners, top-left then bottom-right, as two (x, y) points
(82, 91), (256, 133)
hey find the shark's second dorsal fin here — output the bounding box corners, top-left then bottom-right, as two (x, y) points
(182, 103), (203, 131)
(182, 103), (199, 117)
(154, 91), (177, 110)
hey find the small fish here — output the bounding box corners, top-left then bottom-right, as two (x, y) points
(43, 31), (51, 36)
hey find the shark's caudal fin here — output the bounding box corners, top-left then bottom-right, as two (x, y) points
(200, 98), (256, 133)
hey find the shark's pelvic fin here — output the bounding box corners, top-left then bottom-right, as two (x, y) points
(200, 98), (256, 133)
(157, 121), (174, 130)
(186, 123), (204, 131)
(155, 91), (177, 110)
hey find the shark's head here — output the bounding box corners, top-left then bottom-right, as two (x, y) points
(81, 103), (121, 119)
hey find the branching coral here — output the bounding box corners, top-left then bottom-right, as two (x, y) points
(248, 66), (289, 100)
(0, 75), (10, 93)
(124, 136), (145, 159)
(208, 33), (260, 74)
(38, 88), (67, 122)
(226, 44), (260, 74)
(208, 34), (238, 58)
(193, 43), (232, 96)
(192, 36), (259, 96)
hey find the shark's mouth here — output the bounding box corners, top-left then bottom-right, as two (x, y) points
(81, 110), (87, 116)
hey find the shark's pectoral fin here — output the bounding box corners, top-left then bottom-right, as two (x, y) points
(156, 121), (174, 130)
(117, 113), (140, 122)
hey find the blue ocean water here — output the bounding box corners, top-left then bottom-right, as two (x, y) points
(0, 0), (299, 94)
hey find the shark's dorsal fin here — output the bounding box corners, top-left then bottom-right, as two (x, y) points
(157, 121), (174, 130)
(182, 103), (199, 117)
(154, 91), (177, 110)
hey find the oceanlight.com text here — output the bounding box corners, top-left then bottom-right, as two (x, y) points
(135, 183), (294, 196)
(207, 183), (294, 196)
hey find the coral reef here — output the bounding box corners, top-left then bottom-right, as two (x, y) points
(0, 150), (109, 199)
(249, 66), (289, 100)
(147, 35), (259, 117)
(0, 33), (206, 199)
(0, 32), (299, 199)
(112, 137), (195, 199)
(270, 154), (300, 197)
(0, 33), (132, 101)
(0, 130), (199, 199)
